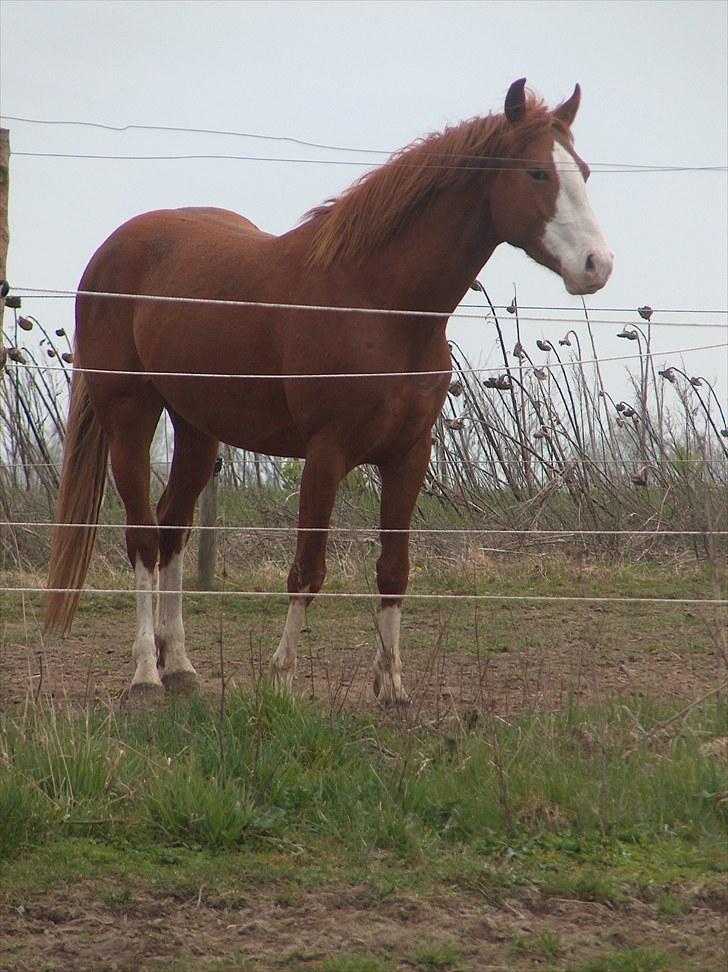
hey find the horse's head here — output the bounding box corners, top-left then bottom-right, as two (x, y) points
(489, 79), (613, 295)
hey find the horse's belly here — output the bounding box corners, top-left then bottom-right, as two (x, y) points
(153, 375), (307, 458)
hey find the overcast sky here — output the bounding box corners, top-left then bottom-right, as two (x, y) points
(1, 0), (726, 404)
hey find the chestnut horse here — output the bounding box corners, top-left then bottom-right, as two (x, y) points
(46, 79), (612, 700)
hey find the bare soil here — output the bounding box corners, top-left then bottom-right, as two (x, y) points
(1, 587), (722, 719)
(2, 875), (726, 971)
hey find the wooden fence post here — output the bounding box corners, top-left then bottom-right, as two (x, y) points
(0, 129), (9, 517)
(0, 128), (10, 338)
(197, 455), (222, 589)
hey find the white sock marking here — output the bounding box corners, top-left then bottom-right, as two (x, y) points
(131, 557), (162, 687)
(157, 549), (196, 676)
(270, 589), (310, 686)
(374, 605), (406, 702)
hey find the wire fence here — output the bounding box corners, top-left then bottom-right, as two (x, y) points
(9, 285), (728, 329)
(2, 585), (726, 607)
(2, 520), (727, 537)
(2, 112), (726, 173)
(4, 456), (728, 472)
(7, 342), (727, 381)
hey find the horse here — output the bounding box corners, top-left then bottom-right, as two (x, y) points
(45, 78), (612, 701)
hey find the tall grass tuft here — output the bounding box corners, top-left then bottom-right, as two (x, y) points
(1, 690), (725, 865)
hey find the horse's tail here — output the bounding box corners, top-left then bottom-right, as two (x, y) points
(45, 366), (108, 634)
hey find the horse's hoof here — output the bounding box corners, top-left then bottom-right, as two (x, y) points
(124, 682), (165, 706)
(373, 671), (409, 706)
(377, 696), (411, 709)
(375, 686), (410, 707)
(162, 670), (200, 696)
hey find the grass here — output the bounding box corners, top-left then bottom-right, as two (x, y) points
(2, 689), (725, 870)
(508, 930), (566, 961)
(569, 947), (677, 972)
(1, 688), (725, 970)
(316, 957), (395, 972)
(408, 941), (466, 971)
(654, 892), (692, 918)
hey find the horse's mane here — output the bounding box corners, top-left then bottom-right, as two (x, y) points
(303, 95), (569, 269)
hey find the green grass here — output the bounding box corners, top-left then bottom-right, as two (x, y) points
(508, 930), (566, 961)
(569, 947), (677, 972)
(409, 940), (466, 971)
(3, 480), (726, 969)
(2, 690), (725, 877)
(316, 956), (395, 972)
(654, 891), (692, 918)
(2, 688), (725, 971)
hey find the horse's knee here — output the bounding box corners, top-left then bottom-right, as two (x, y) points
(288, 561), (326, 596)
(376, 553), (409, 596)
(126, 525), (159, 573)
(158, 527), (190, 567)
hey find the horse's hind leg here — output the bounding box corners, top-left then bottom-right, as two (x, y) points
(156, 413), (219, 694)
(270, 439), (347, 689)
(374, 433), (432, 704)
(102, 391), (165, 695)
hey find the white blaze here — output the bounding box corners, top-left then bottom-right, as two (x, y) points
(542, 143), (613, 295)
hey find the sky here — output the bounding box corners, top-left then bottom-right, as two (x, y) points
(1, 0), (726, 408)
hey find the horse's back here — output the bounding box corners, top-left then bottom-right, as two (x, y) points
(76, 206), (276, 329)
(168, 207), (273, 238)
(89, 207), (272, 257)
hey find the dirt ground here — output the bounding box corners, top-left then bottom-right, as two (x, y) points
(0, 591), (723, 719)
(2, 878), (726, 972)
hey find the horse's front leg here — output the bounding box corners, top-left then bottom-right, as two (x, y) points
(270, 441), (346, 691)
(374, 433), (432, 704)
(156, 541), (199, 694)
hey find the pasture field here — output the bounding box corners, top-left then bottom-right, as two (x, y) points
(1, 545), (726, 972)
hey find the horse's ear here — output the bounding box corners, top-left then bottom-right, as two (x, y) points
(553, 83), (581, 127)
(504, 78), (527, 124)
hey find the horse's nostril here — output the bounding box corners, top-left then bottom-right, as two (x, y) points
(585, 253), (596, 273)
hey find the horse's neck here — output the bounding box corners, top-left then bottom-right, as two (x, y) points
(363, 181), (501, 314)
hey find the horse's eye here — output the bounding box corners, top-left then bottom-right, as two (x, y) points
(528, 170), (549, 182)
